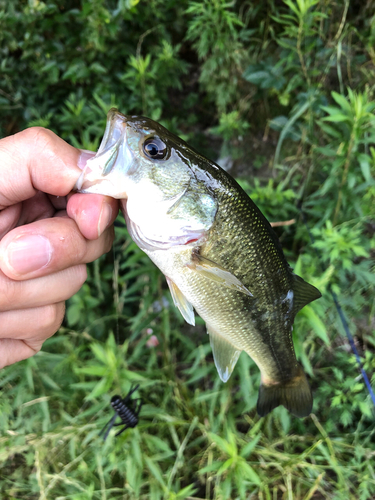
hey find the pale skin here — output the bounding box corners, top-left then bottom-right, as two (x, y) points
(0, 127), (120, 369)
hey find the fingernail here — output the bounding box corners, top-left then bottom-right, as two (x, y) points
(6, 235), (52, 275)
(98, 202), (112, 237)
(78, 149), (96, 170)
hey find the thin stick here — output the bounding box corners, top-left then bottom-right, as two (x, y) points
(270, 219), (296, 227)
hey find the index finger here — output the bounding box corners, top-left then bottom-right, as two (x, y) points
(0, 127), (89, 209)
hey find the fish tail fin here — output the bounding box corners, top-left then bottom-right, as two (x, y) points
(257, 365), (312, 418)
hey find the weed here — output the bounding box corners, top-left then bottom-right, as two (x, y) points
(0, 0), (374, 499)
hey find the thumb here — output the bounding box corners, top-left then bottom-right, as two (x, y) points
(0, 127), (95, 209)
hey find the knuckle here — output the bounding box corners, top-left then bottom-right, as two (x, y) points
(21, 127), (53, 151)
(39, 302), (65, 334)
(72, 264), (87, 290)
(56, 302), (66, 328)
(77, 264), (88, 284)
(0, 273), (20, 311)
(22, 127), (60, 165)
(54, 217), (88, 264)
(70, 231), (88, 263)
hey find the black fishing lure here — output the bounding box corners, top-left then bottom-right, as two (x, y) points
(100, 385), (142, 441)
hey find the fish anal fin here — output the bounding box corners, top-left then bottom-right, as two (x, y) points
(257, 364), (312, 418)
(166, 277), (195, 326)
(187, 253), (253, 297)
(207, 324), (241, 382)
(292, 274), (321, 315)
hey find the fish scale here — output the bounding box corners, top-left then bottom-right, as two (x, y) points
(77, 108), (321, 417)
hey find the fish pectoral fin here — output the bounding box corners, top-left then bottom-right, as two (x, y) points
(166, 277), (195, 326)
(207, 325), (241, 383)
(186, 253), (253, 297)
(292, 274), (322, 315)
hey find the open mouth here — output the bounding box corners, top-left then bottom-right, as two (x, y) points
(74, 109), (133, 199)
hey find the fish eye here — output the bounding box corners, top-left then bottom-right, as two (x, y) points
(143, 137), (168, 160)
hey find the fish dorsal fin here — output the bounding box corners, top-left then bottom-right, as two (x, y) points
(292, 274), (322, 315)
(166, 277), (195, 326)
(207, 324), (242, 382)
(186, 253), (253, 297)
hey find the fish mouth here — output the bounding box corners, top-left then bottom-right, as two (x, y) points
(74, 109), (134, 199)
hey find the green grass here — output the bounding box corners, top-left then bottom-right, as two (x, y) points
(1, 221), (374, 499)
(1, 0), (375, 498)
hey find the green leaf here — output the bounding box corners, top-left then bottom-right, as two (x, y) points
(39, 373), (60, 390)
(339, 409), (353, 427)
(66, 304), (81, 326)
(145, 456), (166, 488)
(359, 401), (372, 418)
(300, 305), (329, 344)
(208, 432), (233, 454)
(293, 256), (303, 276)
(89, 62), (107, 74)
(175, 484), (198, 499)
(88, 377), (114, 399)
(240, 434), (261, 458)
(75, 365), (108, 376)
(278, 406), (291, 434)
(331, 91), (352, 113)
(242, 70), (269, 85)
(217, 458), (234, 475)
(358, 153), (373, 183)
(322, 113), (351, 123)
(145, 434), (173, 455)
(198, 461), (223, 475)
(239, 460), (261, 485)
(90, 343), (109, 365)
(283, 0), (301, 17)
(315, 145), (340, 156)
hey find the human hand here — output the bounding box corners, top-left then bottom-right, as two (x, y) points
(0, 127), (119, 369)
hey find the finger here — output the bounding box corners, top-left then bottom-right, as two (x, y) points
(16, 191), (55, 226)
(0, 127), (95, 208)
(0, 216), (113, 280)
(0, 302), (65, 369)
(0, 204), (22, 240)
(0, 265), (87, 312)
(0, 192), (56, 239)
(48, 194), (68, 211)
(67, 193), (119, 240)
(0, 302), (66, 340)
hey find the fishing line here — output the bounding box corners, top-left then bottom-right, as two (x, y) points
(297, 204), (375, 409)
(42, 216), (127, 474)
(113, 224), (120, 347)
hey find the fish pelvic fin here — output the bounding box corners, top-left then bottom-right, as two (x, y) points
(166, 277), (195, 326)
(292, 274), (321, 315)
(207, 325), (242, 383)
(257, 365), (312, 418)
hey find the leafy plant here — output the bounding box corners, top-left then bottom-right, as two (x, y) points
(1, 0), (375, 498)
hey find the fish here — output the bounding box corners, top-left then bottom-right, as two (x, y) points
(76, 108), (321, 418)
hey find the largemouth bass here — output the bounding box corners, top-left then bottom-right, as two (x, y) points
(76, 109), (321, 417)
